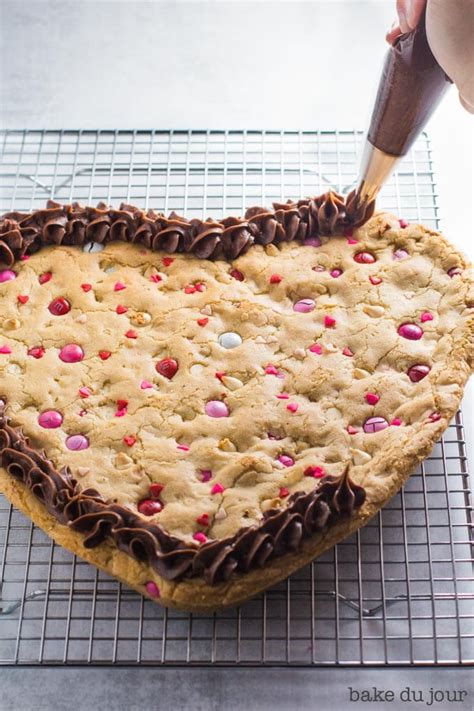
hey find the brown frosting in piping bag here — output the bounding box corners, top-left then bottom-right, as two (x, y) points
(0, 403), (365, 585)
(0, 193), (375, 267)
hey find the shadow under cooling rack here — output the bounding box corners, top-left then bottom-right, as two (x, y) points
(0, 130), (472, 667)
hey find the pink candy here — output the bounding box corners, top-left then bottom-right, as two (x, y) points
(205, 400), (229, 418)
(399, 219), (409, 228)
(420, 312), (433, 323)
(304, 236), (322, 247)
(59, 343), (84, 363)
(199, 470), (213, 483)
(448, 266), (461, 278)
(324, 315), (336, 328)
(287, 403), (298, 413)
(342, 347), (354, 357)
(363, 416), (389, 434)
(145, 581), (160, 598)
(211, 482), (225, 495)
(330, 268), (343, 278)
(265, 365), (279, 375)
(0, 270), (16, 283)
(398, 323), (423, 340)
(114, 282), (126, 291)
(393, 249), (409, 260)
(391, 418), (402, 426)
(293, 298), (315, 313)
(0, 345), (12, 354)
(65, 434), (89, 450)
(140, 380), (153, 390)
(38, 410), (63, 429)
(354, 252), (376, 264)
(193, 532), (207, 544)
(278, 454), (294, 468)
(78, 387), (91, 398)
(309, 343), (322, 354)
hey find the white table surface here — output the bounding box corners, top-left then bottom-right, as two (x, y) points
(0, 2), (473, 706)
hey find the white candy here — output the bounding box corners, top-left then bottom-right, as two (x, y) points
(218, 332), (242, 349)
(82, 242), (104, 253)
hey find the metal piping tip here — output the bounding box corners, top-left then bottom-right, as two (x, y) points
(352, 140), (402, 214)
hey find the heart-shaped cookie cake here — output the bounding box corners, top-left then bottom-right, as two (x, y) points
(0, 199), (472, 611)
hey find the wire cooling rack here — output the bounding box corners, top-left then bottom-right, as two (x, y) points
(0, 130), (472, 666)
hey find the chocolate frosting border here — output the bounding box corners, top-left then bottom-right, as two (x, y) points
(0, 192), (375, 267)
(0, 402), (365, 585)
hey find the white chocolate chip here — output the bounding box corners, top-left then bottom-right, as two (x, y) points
(221, 375), (243, 390)
(265, 244), (279, 257)
(214, 509), (227, 520)
(200, 305), (212, 316)
(76, 467), (91, 477)
(131, 312), (152, 326)
(350, 448), (372, 465)
(115, 453), (133, 468)
(323, 342), (338, 353)
(363, 304), (385, 318)
(218, 438), (237, 452)
(82, 241), (104, 253)
(293, 348), (306, 360)
(75, 314), (87, 324)
(3, 318), (20, 330)
(354, 368), (370, 379)
(190, 364), (205, 376)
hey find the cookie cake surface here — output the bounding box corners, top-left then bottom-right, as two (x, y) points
(0, 199), (472, 611)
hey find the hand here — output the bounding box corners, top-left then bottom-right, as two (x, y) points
(386, 0), (474, 113)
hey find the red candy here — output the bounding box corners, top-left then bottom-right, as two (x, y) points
(162, 257), (174, 267)
(269, 274), (283, 284)
(150, 274), (162, 283)
(81, 283), (92, 292)
(116, 305), (128, 314)
(17, 295), (29, 304)
(215, 371), (226, 381)
(48, 297), (71, 316)
(123, 435), (137, 446)
(99, 350), (112, 360)
(365, 392), (380, 405)
(229, 268), (244, 281)
(279, 487), (290, 498)
(156, 358), (179, 379)
(197, 513), (210, 527)
(27, 346), (45, 359)
(138, 499), (163, 516)
(114, 282), (126, 291)
(197, 317), (209, 327)
(125, 329), (138, 339)
(309, 343), (322, 354)
(369, 276), (382, 285)
(407, 364), (430, 382)
(324, 315), (336, 328)
(287, 403), (298, 413)
(304, 465), (325, 478)
(342, 347), (354, 357)
(38, 272), (52, 285)
(150, 483), (164, 498)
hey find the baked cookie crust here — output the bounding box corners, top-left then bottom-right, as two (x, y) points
(0, 204), (472, 611)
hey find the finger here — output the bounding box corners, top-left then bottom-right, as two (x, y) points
(397, 0), (426, 33)
(396, 0), (411, 33)
(386, 22), (403, 45)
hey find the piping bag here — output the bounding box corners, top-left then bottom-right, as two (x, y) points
(347, 9), (452, 224)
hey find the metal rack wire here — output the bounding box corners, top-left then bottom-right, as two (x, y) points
(0, 130), (472, 666)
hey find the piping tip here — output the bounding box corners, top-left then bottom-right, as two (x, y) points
(348, 140), (402, 222)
